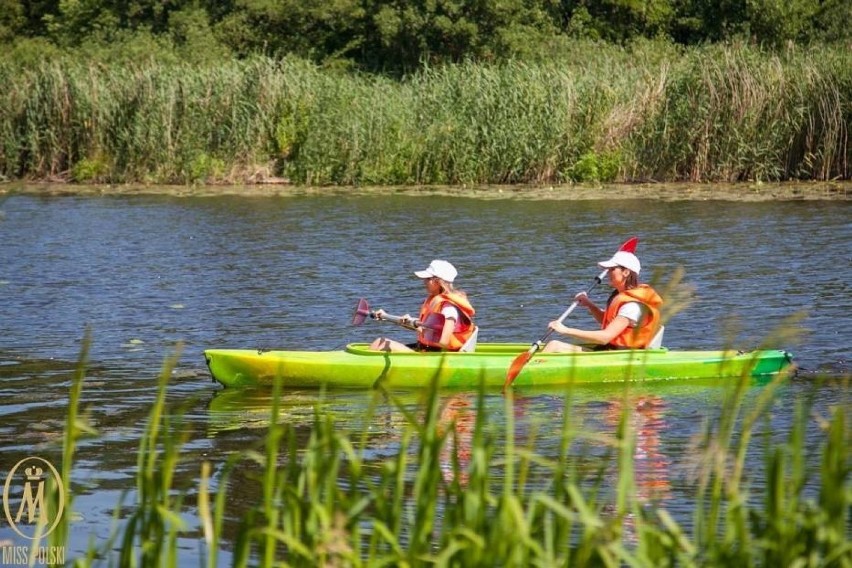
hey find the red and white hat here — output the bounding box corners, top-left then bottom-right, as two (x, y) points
(598, 251), (641, 274)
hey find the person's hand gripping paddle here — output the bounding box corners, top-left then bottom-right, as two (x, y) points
(502, 237), (639, 393)
(352, 298), (445, 332)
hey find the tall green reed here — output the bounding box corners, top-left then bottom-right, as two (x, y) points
(115, 343), (188, 567)
(47, 336), (848, 567)
(1, 42), (848, 186)
(43, 329), (97, 560)
(629, 44), (851, 182)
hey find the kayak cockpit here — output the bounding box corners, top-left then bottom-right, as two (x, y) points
(343, 343), (670, 356)
(344, 343), (530, 355)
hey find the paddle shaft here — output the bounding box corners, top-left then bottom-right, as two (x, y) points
(373, 311), (444, 332)
(374, 312), (418, 331)
(352, 298), (444, 331)
(526, 268), (608, 354)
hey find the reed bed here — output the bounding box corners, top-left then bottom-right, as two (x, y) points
(628, 44), (851, 182)
(42, 334), (849, 567)
(0, 42), (849, 186)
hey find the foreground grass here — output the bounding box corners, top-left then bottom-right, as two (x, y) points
(1, 41), (849, 186)
(38, 334), (851, 567)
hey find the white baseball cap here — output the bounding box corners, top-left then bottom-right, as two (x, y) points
(415, 259), (457, 283)
(598, 251), (641, 274)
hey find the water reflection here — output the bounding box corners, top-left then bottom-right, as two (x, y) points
(205, 385), (676, 501)
(604, 395), (672, 503)
(438, 394), (475, 486)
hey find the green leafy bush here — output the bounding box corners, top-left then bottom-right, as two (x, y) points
(568, 151), (623, 182)
(71, 156), (110, 182)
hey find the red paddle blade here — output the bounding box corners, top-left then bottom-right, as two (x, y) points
(503, 350), (533, 392)
(619, 237), (639, 253)
(351, 298), (370, 326)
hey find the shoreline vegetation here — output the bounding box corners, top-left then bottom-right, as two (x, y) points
(1, 42), (850, 190)
(2, 181), (850, 201)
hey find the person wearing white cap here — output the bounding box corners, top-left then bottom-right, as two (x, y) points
(369, 260), (476, 352)
(542, 250), (663, 352)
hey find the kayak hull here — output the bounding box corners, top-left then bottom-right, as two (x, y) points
(204, 343), (794, 389)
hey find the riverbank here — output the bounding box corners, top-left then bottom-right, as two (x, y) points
(2, 181), (850, 201)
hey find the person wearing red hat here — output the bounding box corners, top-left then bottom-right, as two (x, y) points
(369, 260), (476, 352)
(542, 251), (663, 352)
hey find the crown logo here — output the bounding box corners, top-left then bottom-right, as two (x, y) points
(4, 456), (66, 539)
(25, 466), (44, 481)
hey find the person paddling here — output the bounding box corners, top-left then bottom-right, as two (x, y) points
(369, 260), (476, 352)
(542, 250), (662, 352)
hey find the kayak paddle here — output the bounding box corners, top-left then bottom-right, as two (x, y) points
(351, 298), (371, 326)
(352, 298), (444, 331)
(502, 237), (639, 393)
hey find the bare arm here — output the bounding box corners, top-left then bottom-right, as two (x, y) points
(438, 317), (457, 349)
(548, 315), (631, 345)
(575, 292), (604, 325)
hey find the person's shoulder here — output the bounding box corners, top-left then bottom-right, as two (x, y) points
(618, 301), (642, 319)
(441, 303), (460, 318)
(442, 290), (468, 302)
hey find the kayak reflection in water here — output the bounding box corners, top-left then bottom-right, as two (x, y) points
(601, 394), (672, 546)
(543, 250), (663, 353)
(611, 395), (672, 503)
(369, 259), (477, 353)
(438, 393), (536, 487)
(439, 394), (474, 486)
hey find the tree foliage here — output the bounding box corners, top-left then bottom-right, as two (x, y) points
(1, 0), (849, 71)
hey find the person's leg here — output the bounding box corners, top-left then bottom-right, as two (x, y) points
(541, 340), (584, 353)
(369, 338), (415, 352)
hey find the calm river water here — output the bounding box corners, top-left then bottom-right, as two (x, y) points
(0, 189), (849, 563)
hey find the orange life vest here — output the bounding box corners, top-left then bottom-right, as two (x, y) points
(417, 292), (476, 350)
(602, 285), (663, 349)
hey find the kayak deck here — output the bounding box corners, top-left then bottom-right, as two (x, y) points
(204, 343), (794, 389)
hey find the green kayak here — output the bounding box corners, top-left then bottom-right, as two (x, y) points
(204, 343), (794, 389)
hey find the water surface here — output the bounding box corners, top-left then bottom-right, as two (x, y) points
(0, 191), (848, 562)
